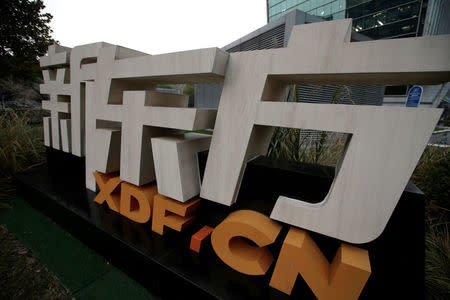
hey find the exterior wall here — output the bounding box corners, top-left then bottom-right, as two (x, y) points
(293, 84), (384, 106)
(383, 83), (450, 108)
(429, 129), (450, 145)
(155, 88), (181, 94)
(348, 0), (426, 39)
(381, 0), (450, 107)
(423, 0), (450, 36)
(194, 83), (223, 109)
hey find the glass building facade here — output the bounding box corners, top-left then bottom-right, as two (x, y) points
(267, 0), (428, 39)
(268, 0), (346, 23)
(422, 0), (450, 36)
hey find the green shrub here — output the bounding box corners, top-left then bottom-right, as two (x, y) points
(412, 146), (450, 216)
(0, 78), (42, 102)
(183, 84), (195, 107)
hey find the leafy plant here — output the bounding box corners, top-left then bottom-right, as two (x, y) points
(0, 0), (55, 80)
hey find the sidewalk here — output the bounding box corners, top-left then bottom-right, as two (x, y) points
(0, 196), (157, 300)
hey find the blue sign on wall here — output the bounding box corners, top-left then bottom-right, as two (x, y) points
(405, 86), (423, 107)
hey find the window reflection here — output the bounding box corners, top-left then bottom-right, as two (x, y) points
(348, 0), (419, 19)
(269, 0), (348, 22)
(352, 2), (420, 37)
(358, 17), (418, 39)
(267, 0), (422, 40)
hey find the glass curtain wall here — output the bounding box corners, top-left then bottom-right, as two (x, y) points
(268, 0), (346, 22)
(267, 0), (424, 39)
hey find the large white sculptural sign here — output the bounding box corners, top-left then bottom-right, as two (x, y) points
(39, 19), (449, 244)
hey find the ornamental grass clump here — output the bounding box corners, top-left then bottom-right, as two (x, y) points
(267, 85), (352, 167)
(0, 109), (45, 205)
(425, 220), (450, 300)
(412, 145), (450, 300)
(0, 109), (45, 176)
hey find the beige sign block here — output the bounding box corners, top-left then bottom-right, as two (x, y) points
(39, 44), (71, 68)
(151, 133), (212, 202)
(59, 119), (71, 153)
(43, 117), (51, 147)
(69, 42), (114, 157)
(84, 44), (228, 191)
(40, 67), (71, 150)
(200, 19), (448, 243)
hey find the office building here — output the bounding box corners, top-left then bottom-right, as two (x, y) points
(268, 0), (427, 39)
(265, 0), (450, 107)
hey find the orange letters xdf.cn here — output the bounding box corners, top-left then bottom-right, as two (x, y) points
(93, 171), (371, 298)
(93, 171), (200, 235)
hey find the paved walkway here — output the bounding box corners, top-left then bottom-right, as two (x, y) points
(0, 197), (156, 299)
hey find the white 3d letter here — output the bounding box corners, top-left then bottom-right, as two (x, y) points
(201, 19), (448, 243)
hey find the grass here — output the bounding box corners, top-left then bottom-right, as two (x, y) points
(0, 109), (70, 298)
(411, 145), (450, 215)
(0, 109), (46, 206)
(267, 128), (348, 166)
(412, 145), (450, 300)
(0, 109), (45, 177)
(268, 84), (352, 167)
(425, 222), (450, 300)
(0, 225), (71, 299)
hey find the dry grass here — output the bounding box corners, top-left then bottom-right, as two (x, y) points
(0, 110), (45, 205)
(425, 222), (450, 300)
(412, 145), (450, 218)
(267, 128), (348, 167)
(412, 145), (450, 299)
(267, 84), (352, 167)
(0, 109), (45, 177)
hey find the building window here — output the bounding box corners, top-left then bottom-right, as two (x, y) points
(347, 0), (418, 19)
(385, 85), (408, 96)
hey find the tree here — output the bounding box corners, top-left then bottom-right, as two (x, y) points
(0, 0), (55, 81)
